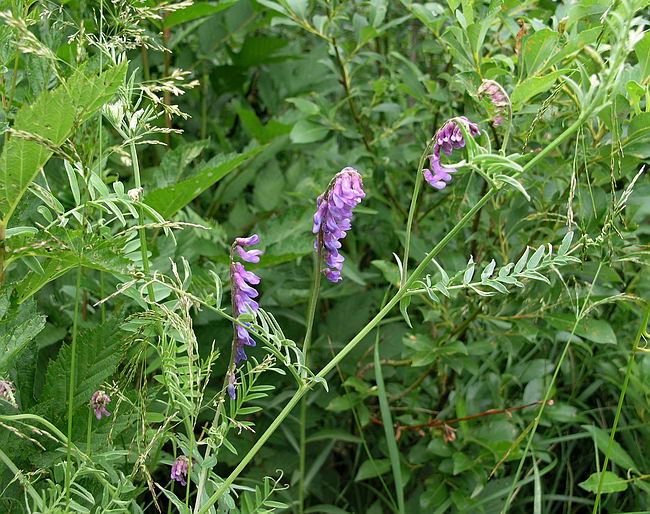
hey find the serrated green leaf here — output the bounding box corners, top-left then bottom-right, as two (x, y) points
(0, 61), (127, 224)
(0, 292), (46, 372)
(40, 318), (124, 419)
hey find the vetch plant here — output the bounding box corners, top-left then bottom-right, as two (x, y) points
(0, 1), (648, 513)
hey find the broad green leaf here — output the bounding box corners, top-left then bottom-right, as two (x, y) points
(522, 29), (559, 76)
(286, 0), (308, 18)
(236, 106), (291, 143)
(235, 36), (289, 67)
(579, 471), (628, 493)
(545, 314), (617, 345)
(0, 291), (46, 372)
(511, 70), (564, 107)
(286, 97), (320, 116)
(635, 31), (650, 81)
(0, 61), (127, 224)
(163, 1), (238, 28)
(289, 120), (330, 144)
(326, 392), (361, 412)
(144, 146), (265, 218)
(355, 459), (391, 481)
(582, 424), (637, 471)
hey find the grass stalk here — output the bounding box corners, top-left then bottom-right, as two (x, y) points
(129, 142), (156, 303)
(65, 265), (83, 507)
(592, 304), (650, 513)
(298, 248), (323, 513)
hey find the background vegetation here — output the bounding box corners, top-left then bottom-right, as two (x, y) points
(0, 0), (648, 512)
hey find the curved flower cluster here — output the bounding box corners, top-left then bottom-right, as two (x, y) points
(170, 456), (189, 486)
(478, 80), (510, 127)
(0, 380), (17, 408)
(312, 167), (365, 282)
(90, 390), (111, 419)
(231, 234), (262, 364)
(423, 117), (480, 190)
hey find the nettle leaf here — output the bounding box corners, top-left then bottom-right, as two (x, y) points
(0, 61), (127, 224)
(144, 146), (265, 218)
(38, 318), (124, 419)
(12, 230), (133, 303)
(0, 290), (46, 372)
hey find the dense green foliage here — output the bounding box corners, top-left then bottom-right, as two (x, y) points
(0, 0), (648, 512)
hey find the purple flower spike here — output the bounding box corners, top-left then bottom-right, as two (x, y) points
(423, 117), (480, 191)
(170, 456), (189, 486)
(231, 237), (263, 363)
(90, 390), (111, 420)
(313, 167), (365, 283)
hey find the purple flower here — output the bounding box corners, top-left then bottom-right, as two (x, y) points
(313, 167), (365, 283)
(478, 80), (510, 127)
(170, 456), (189, 486)
(90, 390), (111, 420)
(231, 237), (263, 363)
(423, 117), (480, 190)
(0, 380), (17, 408)
(235, 234), (260, 246)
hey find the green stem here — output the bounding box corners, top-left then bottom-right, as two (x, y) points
(0, 222), (5, 286)
(129, 142), (156, 303)
(197, 189), (496, 514)
(401, 139), (435, 284)
(86, 407), (93, 456)
(298, 249), (323, 513)
(592, 305), (650, 513)
(65, 265), (83, 507)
